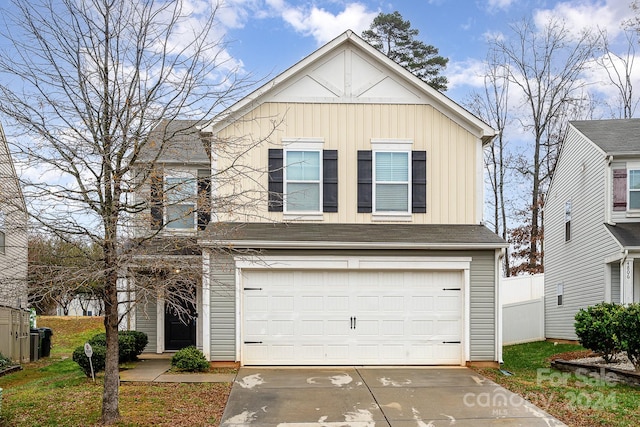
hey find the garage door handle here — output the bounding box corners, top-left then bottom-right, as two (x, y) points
(244, 341), (263, 344)
(350, 316), (357, 329)
(244, 287), (263, 291)
(442, 341), (461, 344)
(443, 288), (461, 291)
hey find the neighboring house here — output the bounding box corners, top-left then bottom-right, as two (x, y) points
(0, 122), (29, 363)
(0, 122), (28, 310)
(545, 119), (640, 340)
(131, 30), (507, 366)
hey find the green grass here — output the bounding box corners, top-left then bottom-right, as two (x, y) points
(476, 341), (640, 427)
(0, 316), (230, 427)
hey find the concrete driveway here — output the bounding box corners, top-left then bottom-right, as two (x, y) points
(221, 367), (566, 426)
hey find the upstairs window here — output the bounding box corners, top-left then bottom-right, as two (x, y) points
(165, 177), (196, 229)
(374, 151), (410, 212)
(285, 150), (321, 212)
(630, 169), (640, 210)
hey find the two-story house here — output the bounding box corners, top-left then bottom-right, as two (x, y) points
(132, 30), (507, 366)
(545, 119), (640, 341)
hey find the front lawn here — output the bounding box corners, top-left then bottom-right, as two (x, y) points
(475, 341), (640, 427)
(0, 317), (231, 426)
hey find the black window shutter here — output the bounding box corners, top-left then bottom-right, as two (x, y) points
(268, 149), (284, 212)
(613, 169), (627, 211)
(412, 151), (427, 213)
(197, 176), (211, 230)
(323, 150), (338, 212)
(357, 151), (372, 213)
(150, 170), (163, 230)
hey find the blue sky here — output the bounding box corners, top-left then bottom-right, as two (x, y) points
(212, 0), (638, 104)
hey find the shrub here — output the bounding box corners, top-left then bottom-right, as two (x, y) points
(88, 330), (147, 363)
(72, 344), (106, 377)
(120, 330), (148, 358)
(614, 303), (640, 371)
(574, 302), (622, 362)
(0, 352), (13, 370)
(171, 346), (209, 372)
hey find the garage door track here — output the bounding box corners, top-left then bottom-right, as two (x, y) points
(221, 367), (566, 426)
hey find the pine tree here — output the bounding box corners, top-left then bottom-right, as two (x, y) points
(362, 11), (449, 91)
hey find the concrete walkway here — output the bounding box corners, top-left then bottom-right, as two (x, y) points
(119, 356), (237, 383)
(221, 367), (567, 427)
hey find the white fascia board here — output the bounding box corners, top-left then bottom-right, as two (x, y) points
(199, 239), (509, 250)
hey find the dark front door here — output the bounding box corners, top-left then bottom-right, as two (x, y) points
(164, 290), (197, 351)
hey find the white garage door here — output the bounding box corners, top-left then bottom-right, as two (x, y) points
(241, 269), (463, 365)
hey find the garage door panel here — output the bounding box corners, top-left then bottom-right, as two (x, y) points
(242, 269), (463, 365)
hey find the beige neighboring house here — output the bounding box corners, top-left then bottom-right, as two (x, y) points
(0, 122), (27, 310)
(132, 31), (507, 367)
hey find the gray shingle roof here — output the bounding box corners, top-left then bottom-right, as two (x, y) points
(201, 222), (507, 249)
(571, 119), (640, 155)
(138, 119), (209, 164)
(605, 223), (640, 248)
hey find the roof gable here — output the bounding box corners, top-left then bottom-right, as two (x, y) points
(206, 30), (495, 143)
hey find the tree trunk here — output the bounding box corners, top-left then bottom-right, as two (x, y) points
(101, 267), (120, 424)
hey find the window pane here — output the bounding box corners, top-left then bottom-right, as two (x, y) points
(376, 183), (408, 211)
(167, 204), (194, 229)
(630, 170), (640, 190)
(286, 182), (320, 211)
(166, 177), (196, 203)
(376, 152), (408, 182)
(630, 191), (640, 209)
(287, 151), (320, 181)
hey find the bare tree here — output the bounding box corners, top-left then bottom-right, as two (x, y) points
(467, 48), (512, 275)
(491, 18), (599, 274)
(0, 0), (258, 423)
(596, 27), (638, 119)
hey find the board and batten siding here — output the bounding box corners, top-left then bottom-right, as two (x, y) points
(209, 253), (237, 360)
(135, 300), (157, 353)
(208, 248), (498, 363)
(545, 127), (620, 340)
(213, 102), (480, 225)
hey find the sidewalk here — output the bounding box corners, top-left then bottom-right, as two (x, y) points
(119, 356), (237, 383)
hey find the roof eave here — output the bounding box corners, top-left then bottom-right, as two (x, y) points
(198, 239), (508, 250)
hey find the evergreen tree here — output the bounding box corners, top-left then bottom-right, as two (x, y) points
(362, 11), (449, 91)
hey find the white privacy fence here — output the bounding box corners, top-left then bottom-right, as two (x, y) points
(501, 274), (545, 345)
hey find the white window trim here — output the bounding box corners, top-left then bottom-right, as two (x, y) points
(628, 162), (640, 213)
(0, 211), (5, 255)
(372, 150), (412, 214)
(164, 170), (198, 231)
(283, 148), (323, 214)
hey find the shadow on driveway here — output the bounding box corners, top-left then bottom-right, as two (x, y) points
(221, 367), (566, 426)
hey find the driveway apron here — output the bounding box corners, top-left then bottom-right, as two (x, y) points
(221, 367), (566, 427)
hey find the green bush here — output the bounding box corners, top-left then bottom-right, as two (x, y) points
(574, 302), (622, 362)
(171, 346), (209, 372)
(120, 330), (149, 358)
(0, 352), (13, 370)
(88, 330), (147, 363)
(72, 345), (106, 377)
(614, 303), (640, 371)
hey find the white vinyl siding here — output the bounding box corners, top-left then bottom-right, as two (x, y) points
(373, 151), (410, 212)
(284, 150), (321, 212)
(545, 126), (620, 340)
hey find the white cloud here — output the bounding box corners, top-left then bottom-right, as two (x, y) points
(487, 0), (516, 11)
(446, 58), (487, 91)
(533, 0), (631, 39)
(276, 2), (378, 45)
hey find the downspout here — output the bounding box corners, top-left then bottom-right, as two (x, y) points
(496, 248), (505, 364)
(621, 250), (629, 304)
(606, 155), (614, 225)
